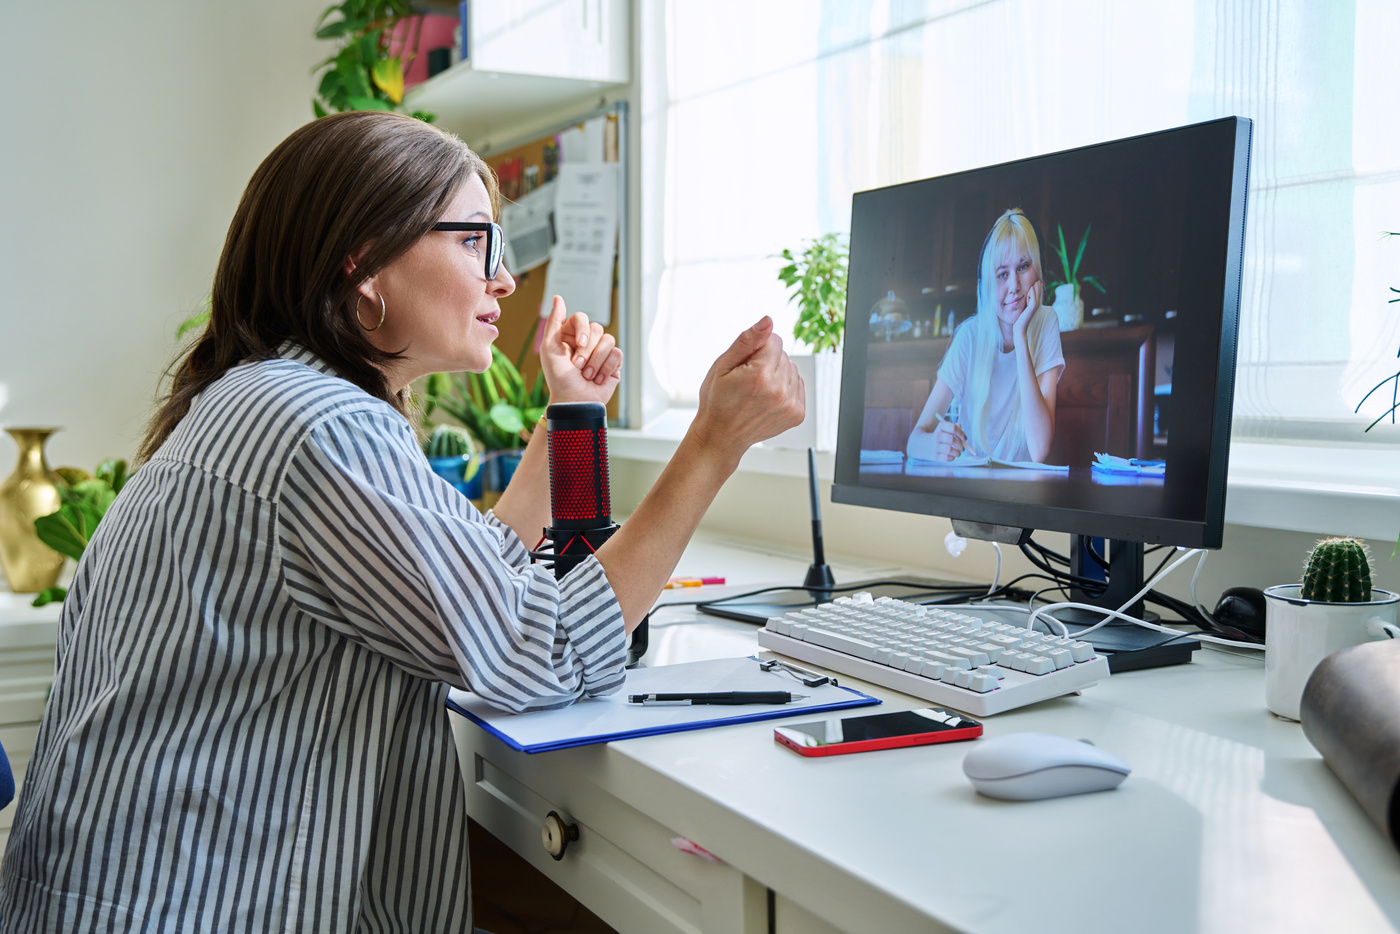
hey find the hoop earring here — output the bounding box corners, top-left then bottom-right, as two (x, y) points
(356, 291), (387, 332)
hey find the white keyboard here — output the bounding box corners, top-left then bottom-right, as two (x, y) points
(756, 592), (1110, 716)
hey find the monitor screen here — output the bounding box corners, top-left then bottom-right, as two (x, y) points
(831, 117), (1251, 549)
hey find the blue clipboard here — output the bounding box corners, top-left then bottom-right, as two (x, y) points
(446, 655), (879, 753)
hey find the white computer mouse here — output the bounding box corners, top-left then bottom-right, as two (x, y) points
(962, 732), (1131, 801)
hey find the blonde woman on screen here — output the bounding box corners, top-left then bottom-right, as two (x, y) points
(907, 208), (1065, 464)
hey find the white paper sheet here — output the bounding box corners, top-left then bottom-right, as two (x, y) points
(540, 162), (619, 325)
(501, 179), (556, 274)
(447, 656), (878, 753)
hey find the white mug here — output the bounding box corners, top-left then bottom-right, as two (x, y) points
(1263, 585), (1400, 721)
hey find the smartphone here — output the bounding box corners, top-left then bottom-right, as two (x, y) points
(774, 707), (982, 757)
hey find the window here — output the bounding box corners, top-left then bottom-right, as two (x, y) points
(638, 0), (1400, 446)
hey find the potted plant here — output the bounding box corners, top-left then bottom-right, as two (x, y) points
(421, 339), (548, 509)
(1263, 537), (1400, 721)
(770, 232), (848, 450)
(423, 424), (482, 503)
(312, 0), (437, 122)
(1046, 224), (1106, 331)
(28, 458), (129, 607)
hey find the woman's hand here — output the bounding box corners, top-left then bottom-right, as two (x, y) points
(539, 295), (622, 405)
(1012, 278), (1043, 351)
(689, 317), (805, 468)
(929, 418), (968, 461)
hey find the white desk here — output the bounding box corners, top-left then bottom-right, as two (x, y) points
(449, 543), (1400, 934)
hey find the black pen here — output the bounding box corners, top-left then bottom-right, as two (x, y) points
(627, 692), (808, 706)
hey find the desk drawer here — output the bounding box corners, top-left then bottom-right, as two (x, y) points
(451, 717), (766, 934)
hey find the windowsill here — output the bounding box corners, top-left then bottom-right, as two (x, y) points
(611, 422), (1400, 541)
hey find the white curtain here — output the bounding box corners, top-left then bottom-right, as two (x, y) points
(638, 0), (1400, 444)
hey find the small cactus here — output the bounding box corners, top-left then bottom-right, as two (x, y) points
(424, 424), (475, 459)
(1300, 537), (1373, 602)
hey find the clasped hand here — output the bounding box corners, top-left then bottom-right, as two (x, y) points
(691, 316), (806, 465)
(1011, 279), (1044, 350)
(539, 295), (622, 405)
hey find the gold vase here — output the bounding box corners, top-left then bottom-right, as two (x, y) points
(0, 427), (66, 593)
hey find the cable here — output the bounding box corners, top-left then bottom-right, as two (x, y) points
(987, 542), (1002, 596)
(1029, 550), (1263, 650)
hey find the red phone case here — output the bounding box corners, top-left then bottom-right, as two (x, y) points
(774, 720), (983, 757)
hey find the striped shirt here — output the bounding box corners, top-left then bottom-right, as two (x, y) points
(0, 347), (626, 932)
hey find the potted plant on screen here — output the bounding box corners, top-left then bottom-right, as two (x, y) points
(769, 232), (848, 451)
(421, 343), (548, 510)
(1046, 224), (1106, 331)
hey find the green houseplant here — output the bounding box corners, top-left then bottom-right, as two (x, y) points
(776, 233), (848, 354)
(770, 233), (849, 450)
(312, 0), (436, 122)
(420, 322), (548, 504)
(30, 458), (129, 607)
(1046, 224), (1106, 331)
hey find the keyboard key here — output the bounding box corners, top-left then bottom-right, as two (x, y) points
(968, 674), (997, 693)
(1070, 641), (1095, 662)
(802, 627), (879, 661)
(947, 647), (991, 666)
(1046, 648), (1073, 669)
(1023, 656), (1055, 675)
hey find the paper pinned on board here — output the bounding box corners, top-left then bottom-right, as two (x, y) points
(540, 162), (619, 326)
(501, 179), (557, 274)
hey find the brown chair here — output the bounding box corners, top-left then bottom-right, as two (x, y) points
(1047, 327), (1155, 466)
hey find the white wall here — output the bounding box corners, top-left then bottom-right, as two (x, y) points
(0, 1), (328, 473)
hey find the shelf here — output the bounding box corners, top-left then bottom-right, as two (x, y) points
(406, 60), (625, 146)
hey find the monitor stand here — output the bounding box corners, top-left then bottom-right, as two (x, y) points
(1051, 536), (1199, 673)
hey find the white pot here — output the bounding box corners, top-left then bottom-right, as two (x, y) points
(767, 350), (843, 451)
(1263, 585), (1400, 721)
(1052, 283), (1083, 331)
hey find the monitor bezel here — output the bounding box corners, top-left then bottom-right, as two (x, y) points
(830, 116), (1252, 550)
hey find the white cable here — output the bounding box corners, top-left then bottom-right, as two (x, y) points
(987, 542), (1003, 596)
(1029, 549), (1262, 650)
(1190, 549), (1215, 622)
(1027, 548), (1199, 637)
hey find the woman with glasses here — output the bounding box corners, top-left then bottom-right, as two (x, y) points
(906, 208), (1065, 464)
(0, 111), (805, 933)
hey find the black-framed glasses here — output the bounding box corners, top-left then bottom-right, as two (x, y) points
(432, 222), (504, 280)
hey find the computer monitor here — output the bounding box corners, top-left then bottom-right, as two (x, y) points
(831, 117), (1252, 619)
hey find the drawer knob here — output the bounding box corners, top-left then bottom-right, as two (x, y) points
(542, 810), (579, 860)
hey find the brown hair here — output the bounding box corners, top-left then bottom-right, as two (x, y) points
(137, 111), (499, 463)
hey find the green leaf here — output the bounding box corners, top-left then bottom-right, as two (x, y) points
(488, 402), (525, 437)
(313, 99), (329, 118)
(347, 95), (393, 111)
(31, 586), (66, 608)
(409, 110), (437, 124)
(34, 503), (95, 562)
(1071, 224), (1091, 278)
(316, 17), (349, 39)
(176, 306), (210, 340)
(317, 69), (343, 99)
(96, 459), (128, 494)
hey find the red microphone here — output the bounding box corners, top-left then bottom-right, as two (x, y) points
(545, 401), (613, 532)
(534, 402), (644, 664)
